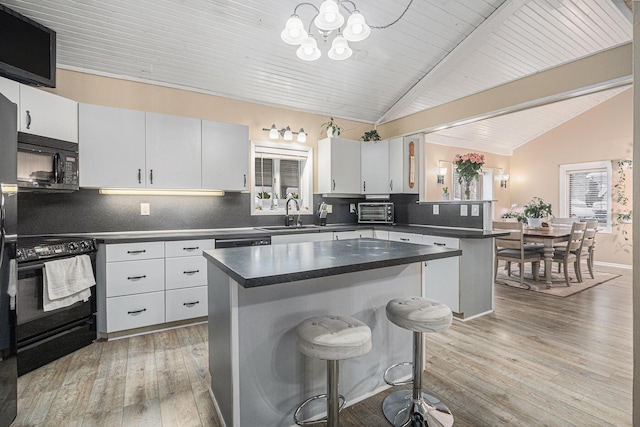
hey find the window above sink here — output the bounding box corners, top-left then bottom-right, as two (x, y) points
(251, 141), (313, 216)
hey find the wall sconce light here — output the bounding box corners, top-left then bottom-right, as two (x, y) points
(436, 166), (447, 184)
(263, 124), (307, 142)
(498, 172), (509, 188)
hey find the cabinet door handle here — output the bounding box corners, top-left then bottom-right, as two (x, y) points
(390, 180), (393, 191)
(149, 169), (153, 185)
(433, 242), (446, 247)
(400, 238), (410, 242)
(363, 181), (366, 192)
(183, 270), (200, 275)
(332, 179), (336, 190)
(183, 301), (200, 307)
(26, 110), (31, 129)
(127, 250), (147, 254)
(127, 275), (147, 280)
(243, 174), (247, 187)
(128, 308), (147, 315)
(138, 169), (142, 184)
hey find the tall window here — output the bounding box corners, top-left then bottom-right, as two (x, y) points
(559, 161), (611, 231)
(251, 141), (312, 215)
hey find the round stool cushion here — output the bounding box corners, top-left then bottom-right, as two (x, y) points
(386, 297), (452, 333)
(296, 315), (372, 361)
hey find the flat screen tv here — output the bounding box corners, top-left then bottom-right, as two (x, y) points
(0, 4), (56, 87)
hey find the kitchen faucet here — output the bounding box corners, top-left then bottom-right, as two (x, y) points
(285, 196), (301, 227)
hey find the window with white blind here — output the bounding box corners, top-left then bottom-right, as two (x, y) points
(251, 141), (312, 215)
(452, 171), (483, 200)
(559, 161), (611, 231)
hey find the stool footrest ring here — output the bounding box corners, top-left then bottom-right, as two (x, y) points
(293, 393), (346, 426)
(383, 362), (414, 386)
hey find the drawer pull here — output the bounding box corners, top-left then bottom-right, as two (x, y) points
(127, 250), (147, 254)
(400, 238), (410, 242)
(128, 308), (147, 315)
(183, 270), (200, 275)
(183, 246), (199, 251)
(183, 301), (200, 308)
(127, 275), (147, 280)
(433, 242), (446, 246)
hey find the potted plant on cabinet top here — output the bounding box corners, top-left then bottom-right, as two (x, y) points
(523, 197), (553, 228)
(442, 187), (450, 201)
(257, 191), (271, 210)
(361, 129), (381, 142)
(322, 117), (342, 138)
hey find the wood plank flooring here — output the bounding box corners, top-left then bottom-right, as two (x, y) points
(12, 266), (631, 426)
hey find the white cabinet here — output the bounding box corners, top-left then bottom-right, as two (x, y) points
(374, 230), (389, 240)
(422, 235), (460, 312)
(318, 137), (361, 194)
(79, 104), (146, 188)
(0, 77), (19, 129)
(164, 239), (213, 322)
(19, 85), (78, 143)
(271, 232), (334, 244)
(145, 112), (202, 189)
(201, 119), (249, 191)
(389, 136), (419, 194)
(333, 229), (374, 240)
(106, 259), (165, 297)
(361, 140), (390, 194)
(106, 292), (165, 333)
(388, 231), (423, 245)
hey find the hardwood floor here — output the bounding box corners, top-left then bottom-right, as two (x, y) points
(13, 266), (631, 426)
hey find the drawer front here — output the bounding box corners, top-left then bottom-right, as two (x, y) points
(106, 259), (165, 297)
(388, 231), (423, 245)
(106, 242), (164, 262)
(165, 256), (208, 290)
(166, 286), (208, 322)
(106, 291), (165, 332)
(165, 239), (215, 258)
(422, 236), (460, 249)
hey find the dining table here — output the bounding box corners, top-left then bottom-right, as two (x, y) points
(523, 225), (573, 287)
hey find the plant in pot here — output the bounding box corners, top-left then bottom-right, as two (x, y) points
(361, 129), (381, 142)
(523, 197), (552, 228)
(442, 187), (450, 201)
(322, 117), (342, 138)
(257, 191), (271, 210)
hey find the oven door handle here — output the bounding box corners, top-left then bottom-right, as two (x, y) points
(18, 262), (46, 272)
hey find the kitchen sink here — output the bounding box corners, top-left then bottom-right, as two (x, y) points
(256, 225), (320, 231)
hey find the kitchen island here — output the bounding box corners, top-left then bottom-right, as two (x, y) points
(203, 238), (461, 427)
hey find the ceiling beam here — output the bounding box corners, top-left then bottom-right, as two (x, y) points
(375, 0), (528, 125)
(377, 42), (632, 139)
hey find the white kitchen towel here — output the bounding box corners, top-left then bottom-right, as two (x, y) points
(43, 255), (95, 312)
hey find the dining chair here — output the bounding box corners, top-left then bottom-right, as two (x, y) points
(493, 221), (541, 286)
(548, 221), (587, 286)
(578, 220), (598, 279)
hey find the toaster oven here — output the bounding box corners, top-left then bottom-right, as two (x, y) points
(358, 202), (394, 224)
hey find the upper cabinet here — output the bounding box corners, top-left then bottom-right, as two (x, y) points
(361, 139), (390, 195)
(318, 137), (361, 195)
(79, 104), (146, 188)
(389, 136), (419, 194)
(19, 84), (78, 143)
(201, 120), (249, 191)
(145, 112), (202, 189)
(0, 77), (19, 129)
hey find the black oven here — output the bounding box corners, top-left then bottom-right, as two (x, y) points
(17, 132), (79, 192)
(16, 237), (96, 375)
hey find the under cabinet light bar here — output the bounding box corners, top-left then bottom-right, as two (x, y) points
(99, 189), (225, 196)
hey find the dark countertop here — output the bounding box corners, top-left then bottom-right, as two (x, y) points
(43, 223), (506, 244)
(203, 238), (462, 288)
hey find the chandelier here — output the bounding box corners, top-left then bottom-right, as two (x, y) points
(281, 0), (371, 61)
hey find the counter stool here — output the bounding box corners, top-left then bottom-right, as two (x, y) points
(383, 297), (453, 427)
(294, 315), (372, 427)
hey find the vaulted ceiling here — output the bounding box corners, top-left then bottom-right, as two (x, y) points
(1, 0), (632, 154)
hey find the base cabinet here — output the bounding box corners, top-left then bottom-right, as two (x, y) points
(98, 239), (214, 337)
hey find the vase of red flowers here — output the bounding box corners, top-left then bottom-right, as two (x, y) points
(453, 152), (485, 200)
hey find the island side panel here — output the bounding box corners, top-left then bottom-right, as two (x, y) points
(459, 238), (494, 319)
(208, 263), (236, 426)
(235, 263), (420, 427)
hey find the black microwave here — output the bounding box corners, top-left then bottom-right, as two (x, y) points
(17, 132), (79, 192)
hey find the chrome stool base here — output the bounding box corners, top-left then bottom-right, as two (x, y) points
(382, 390), (454, 427)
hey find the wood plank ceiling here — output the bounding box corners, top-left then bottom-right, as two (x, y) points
(1, 0), (632, 154)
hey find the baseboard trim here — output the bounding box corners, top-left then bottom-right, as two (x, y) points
(594, 261), (632, 270)
(209, 388), (227, 427)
